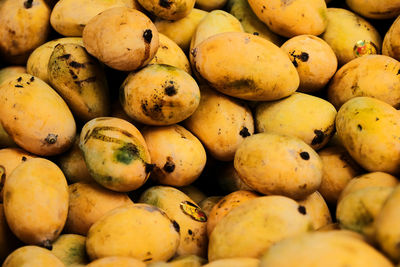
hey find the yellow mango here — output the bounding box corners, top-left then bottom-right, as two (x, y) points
(203, 258), (259, 267)
(298, 191), (332, 230)
(383, 16), (400, 61)
(51, 234), (88, 266)
(86, 257), (146, 267)
(0, 66), (27, 86)
(346, 0), (400, 19)
(3, 246), (65, 267)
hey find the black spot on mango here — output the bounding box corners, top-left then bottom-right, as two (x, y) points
(311, 129), (325, 145)
(163, 157), (175, 173)
(300, 151), (310, 160)
(298, 205), (307, 215)
(165, 85), (177, 96)
(239, 127), (251, 138)
(159, 0), (172, 8)
(143, 29), (153, 43)
(24, 0), (33, 9)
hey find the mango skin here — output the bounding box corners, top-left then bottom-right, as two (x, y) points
(0, 74), (76, 156)
(3, 158), (69, 247)
(234, 133), (323, 200)
(192, 32), (299, 101)
(51, 234), (88, 266)
(86, 257), (146, 267)
(248, 0), (327, 38)
(86, 204), (180, 263)
(79, 117), (151, 192)
(346, 0), (400, 19)
(0, 0), (51, 64)
(336, 97), (400, 175)
(328, 55), (400, 109)
(0, 66), (27, 86)
(298, 191), (332, 231)
(3, 246), (65, 267)
(203, 258), (260, 267)
(383, 16), (400, 61)
(138, 0), (195, 20)
(208, 196), (313, 260)
(259, 231), (394, 267)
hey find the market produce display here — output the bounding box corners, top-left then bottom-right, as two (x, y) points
(2, 0), (400, 266)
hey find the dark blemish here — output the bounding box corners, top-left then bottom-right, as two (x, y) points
(239, 127), (251, 138)
(141, 101), (148, 112)
(172, 220), (180, 233)
(143, 29), (153, 43)
(161, 45), (169, 49)
(218, 199), (227, 208)
(21, 156), (27, 161)
(69, 61), (85, 68)
(45, 134), (58, 144)
(188, 229), (193, 235)
(145, 163), (155, 173)
(311, 130), (325, 145)
(127, 48), (131, 51)
(159, 0), (172, 8)
(376, 117), (379, 121)
(253, 32), (259, 36)
(191, 48), (198, 58)
(42, 240), (53, 250)
(115, 143), (140, 164)
(300, 151), (310, 160)
(30, 76), (34, 82)
(153, 104), (162, 112)
(299, 184), (307, 189)
(79, 24), (85, 28)
(397, 69), (400, 75)
(74, 76), (96, 85)
(24, 0), (33, 9)
(58, 54), (71, 60)
(14, 85), (23, 88)
(165, 85), (177, 96)
(0, 166), (5, 194)
(292, 59), (298, 67)
(17, 77), (22, 82)
(69, 69), (78, 80)
(8, 29), (16, 35)
(298, 205), (307, 215)
(357, 124), (362, 131)
(143, 258), (153, 262)
(300, 52), (309, 62)
(120, 22), (127, 25)
(163, 157), (175, 173)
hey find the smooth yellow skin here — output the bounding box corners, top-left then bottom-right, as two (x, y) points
(3, 246), (65, 267)
(142, 125), (206, 187)
(0, 74), (76, 156)
(346, 0), (400, 19)
(193, 32), (299, 101)
(227, 0), (283, 46)
(328, 55), (400, 109)
(86, 204), (180, 263)
(177, 186), (207, 204)
(0, 148), (35, 200)
(376, 185), (400, 262)
(138, 0), (195, 20)
(208, 196), (312, 260)
(3, 158), (69, 247)
(155, 8), (208, 52)
(120, 64), (200, 126)
(199, 196), (223, 217)
(216, 162), (253, 193)
(203, 258), (259, 267)
(83, 7), (159, 72)
(65, 182), (133, 235)
(259, 231), (394, 267)
(207, 190), (259, 237)
(0, 0), (51, 64)
(50, 0), (135, 37)
(281, 35), (337, 93)
(57, 135), (92, 184)
(339, 172), (399, 202)
(383, 16), (400, 61)
(318, 146), (362, 204)
(336, 97), (400, 175)
(139, 186), (208, 257)
(298, 191), (332, 231)
(184, 85), (254, 161)
(234, 133), (323, 200)
(255, 92), (337, 151)
(51, 234), (88, 266)
(248, 0), (327, 38)
(86, 257), (146, 267)
(0, 66), (27, 86)
(168, 255), (207, 267)
(79, 117), (151, 192)
(321, 8), (382, 66)
(27, 37), (83, 84)
(149, 34), (191, 74)
(48, 43), (110, 121)
(0, 204), (20, 263)
(337, 187), (393, 241)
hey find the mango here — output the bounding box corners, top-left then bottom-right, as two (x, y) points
(3, 246), (65, 267)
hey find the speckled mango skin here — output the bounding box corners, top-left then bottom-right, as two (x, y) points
(259, 231), (394, 267)
(321, 8), (382, 66)
(335, 97), (400, 175)
(3, 246), (65, 267)
(0, 0), (51, 64)
(337, 187), (393, 241)
(51, 234), (88, 266)
(83, 7), (159, 72)
(48, 43), (110, 121)
(328, 55), (400, 110)
(375, 185), (400, 263)
(192, 32), (299, 101)
(65, 182), (133, 235)
(120, 64), (200, 126)
(383, 16), (400, 61)
(183, 85), (254, 161)
(0, 74), (76, 156)
(255, 92), (337, 151)
(248, 0), (327, 38)
(208, 196), (313, 260)
(0, 66), (27, 86)
(234, 133), (323, 200)
(139, 186), (208, 257)
(298, 191), (332, 231)
(87, 257), (146, 267)
(3, 158), (69, 247)
(346, 0), (400, 19)
(86, 204), (180, 263)
(79, 117), (151, 192)
(50, 0), (135, 37)
(203, 258), (260, 267)
(137, 0), (195, 20)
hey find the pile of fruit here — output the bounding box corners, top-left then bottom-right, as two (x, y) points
(1, 0), (400, 266)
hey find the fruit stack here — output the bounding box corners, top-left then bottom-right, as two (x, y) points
(0, 0), (400, 266)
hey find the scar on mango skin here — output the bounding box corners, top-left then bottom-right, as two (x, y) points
(239, 127), (251, 138)
(159, 0), (172, 8)
(300, 151), (310, 160)
(163, 157), (175, 173)
(143, 29), (153, 43)
(290, 51), (309, 67)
